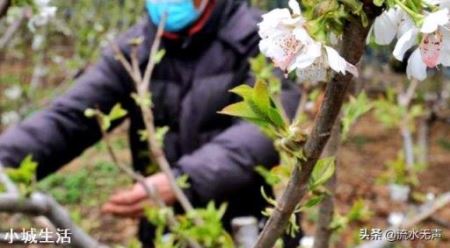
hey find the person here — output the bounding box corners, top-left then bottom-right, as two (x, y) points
(0, 0), (300, 246)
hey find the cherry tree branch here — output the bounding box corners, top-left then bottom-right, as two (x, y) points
(0, 163), (106, 248)
(397, 79), (420, 169)
(0, 192), (106, 248)
(96, 122), (202, 248)
(110, 15), (196, 215)
(0, 8), (28, 50)
(253, 5), (378, 246)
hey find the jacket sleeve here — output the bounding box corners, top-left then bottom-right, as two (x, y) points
(0, 50), (133, 179)
(174, 81), (300, 204)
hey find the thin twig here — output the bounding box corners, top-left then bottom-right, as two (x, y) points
(99, 126), (166, 210)
(98, 126), (202, 248)
(111, 14), (196, 215)
(110, 42), (141, 84)
(417, 115), (430, 166)
(131, 45), (142, 83)
(313, 120), (341, 248)
(398, 79), (420, 169)
(141, 14), (166, 93)
(292, 85), (309, 126)
(0, 8), (28, 50)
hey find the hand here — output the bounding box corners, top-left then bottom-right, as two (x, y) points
(101, 172), (176, 218)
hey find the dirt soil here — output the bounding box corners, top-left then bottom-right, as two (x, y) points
(302, 115), (450, 248)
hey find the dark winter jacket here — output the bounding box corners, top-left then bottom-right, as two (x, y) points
(0, 0), (300, 242)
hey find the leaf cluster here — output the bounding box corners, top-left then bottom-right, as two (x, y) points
(341, 92), (373, 140)
(84, 103), (128, 131)
(5, 155), (37, 196)
(373, 89), (424, 129)
(145, 202), (233, 248)
(219, 80), (287, 139)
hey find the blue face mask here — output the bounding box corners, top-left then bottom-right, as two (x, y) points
(146, 0), (202, 32)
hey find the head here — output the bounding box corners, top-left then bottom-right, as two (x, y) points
(146, 0), (210, 33)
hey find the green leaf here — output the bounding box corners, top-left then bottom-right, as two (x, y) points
(132, 92), (152, 108)
(229, 84), (253, 100)
(260, 186), (277, 206)
(128, 36), (144, 46)
(176, 174), (190, 189)
(302, 194), (325, 209)
(347, 199), (373, 222)
(101, 116), (111, 131)
(268, 108), (285, 129)
(309, 157), (335, 190)
(373, 95), (403, 128)
(84, 108), (97, 118)
(6, 155), (38, 195)
(255, 166), (281, 186)
(155, 126), (169, 147)
(138, 129), (149, 142)
(253, 80), (271, 114)
(153, 49), (166, 64)
(409, 104), (424, 118)
(329, 213), (349, 231)
(373, 0), (385, 7)
(108, 103), (128, 122)
(341, 92), (373, 140)
(218, 102), (260, 119)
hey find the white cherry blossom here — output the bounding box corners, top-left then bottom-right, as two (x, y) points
(369, 7), (415, 46)
(396, 8), (450, 80)
(28, 0), (57, 32)
(258, 0), (358, 82)
(4, 85), (22, 100)
(370, 3), (450, 81)
(258, 0), (321, 73)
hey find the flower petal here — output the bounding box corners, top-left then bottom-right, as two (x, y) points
(259, 9), (292, 37)
(325, 46), (346, 74)
(440, 28), (450, 66)
(421, 8), (449, 33)
(288, 0), (301, 16)
(397, 10), (416, 38)
(407, 49), (428, 80)
(373, 8), (400, 45)
(290, 42), (321, 71)
(292, 27), (314, 44)
(393, 28), (418, 61)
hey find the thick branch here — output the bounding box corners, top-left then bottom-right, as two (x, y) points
(0, 193), (105, 248)
(254, 11), (375, 248)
